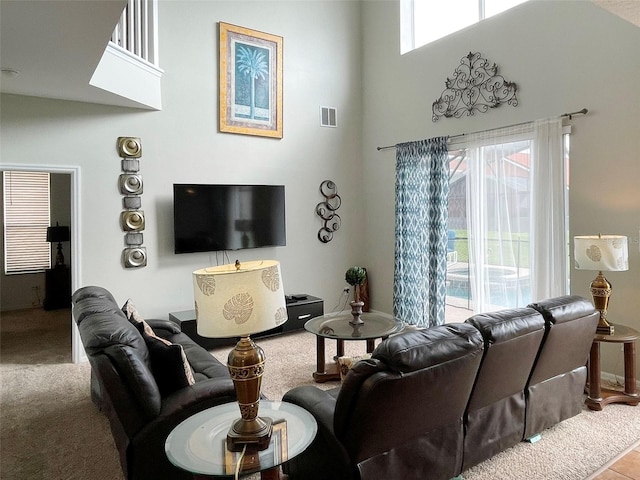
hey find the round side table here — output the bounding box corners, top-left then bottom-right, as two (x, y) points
(304, 311), (403, 382)
(165, 401), (317, 479)
(586, 323), (639, 411)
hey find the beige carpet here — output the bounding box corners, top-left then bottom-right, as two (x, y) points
(1, 308), (639, 480)
(0, 308), (121, 480)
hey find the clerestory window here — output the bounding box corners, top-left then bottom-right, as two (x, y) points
(401, 0), (529, 54)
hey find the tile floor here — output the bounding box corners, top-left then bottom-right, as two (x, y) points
(589, 440), (640, 480)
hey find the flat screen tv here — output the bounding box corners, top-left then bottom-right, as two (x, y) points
(173, 184), (286, 254)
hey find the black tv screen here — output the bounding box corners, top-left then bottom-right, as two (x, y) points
(173, 184), (286, 253)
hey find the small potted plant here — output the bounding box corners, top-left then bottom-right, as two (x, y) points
(345, 266), (367, 325)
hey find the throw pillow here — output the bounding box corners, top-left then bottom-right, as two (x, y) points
(128, 306), (196, 392)
(337, 353), (372, 382)
(142, 332), (193, 396)
(122, 298), (155, 336)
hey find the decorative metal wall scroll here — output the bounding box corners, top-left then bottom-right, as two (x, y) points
(117, 137), (147, 268)
(432, 52), (518, 122)
(316, 180), (341, 243)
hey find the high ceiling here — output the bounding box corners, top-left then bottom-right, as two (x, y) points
(593, 0), (640, 26)
(0, 0), (131, 107)
(0, 0), (638, 108)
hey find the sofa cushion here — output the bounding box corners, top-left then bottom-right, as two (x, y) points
(528, 295), (597, 326)
(103, 344), (162, 419)
(76, 309), (149, 365)
(173, 334), (231, 381)
(465, 308), (546, 409)
(373, 324), (483, 373)
(72, 287), (122, 325)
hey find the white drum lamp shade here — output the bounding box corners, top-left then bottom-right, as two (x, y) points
(574, 235), (628, 334)
(193, 260), (288, 338)
(574, 235), (629, 273)
(192, 260), (287, 452)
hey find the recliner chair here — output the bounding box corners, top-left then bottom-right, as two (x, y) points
(525, 295), (599, 439)
(283, 323), (485, 480)
(462, 307), (546, 471)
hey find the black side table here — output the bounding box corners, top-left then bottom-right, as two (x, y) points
(43, 265), (71, 310)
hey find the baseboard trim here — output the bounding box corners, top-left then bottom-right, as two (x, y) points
(601, 371), (640, 390)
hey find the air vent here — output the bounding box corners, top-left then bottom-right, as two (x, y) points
(320, 106), (337, 127)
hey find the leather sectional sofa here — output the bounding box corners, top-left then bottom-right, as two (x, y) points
(72, 286), (237, 480)
(283, 295), (599, 480)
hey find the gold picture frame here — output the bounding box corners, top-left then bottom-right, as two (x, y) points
(219, 22), (283, 139)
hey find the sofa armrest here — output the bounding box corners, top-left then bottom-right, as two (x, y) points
(283, 386), (337, 432)
(282, 386), (353, 480)
(160, 377), (237, 417)
(146, 318), (182, 335)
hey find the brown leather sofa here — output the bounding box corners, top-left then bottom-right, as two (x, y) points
(283, 295), (598, 480)
(72, 286), (237, 480)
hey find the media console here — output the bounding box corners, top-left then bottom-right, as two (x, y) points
(168, 295), (324, 350)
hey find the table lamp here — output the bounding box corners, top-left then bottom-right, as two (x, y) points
(46, 222), (70, 267)
(193, 260), (287, 451)
(574, 234), (628, 335)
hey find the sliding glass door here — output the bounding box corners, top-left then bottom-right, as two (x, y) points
(446, 121), (569, 313)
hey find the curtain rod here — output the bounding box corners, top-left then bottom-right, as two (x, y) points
(376, 108), (588, 151)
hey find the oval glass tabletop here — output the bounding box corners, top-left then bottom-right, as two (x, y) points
(304, 311), (403, 340)
(165, 401), (317, 477)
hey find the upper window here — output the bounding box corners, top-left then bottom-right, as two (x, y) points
(3, 171), (51, 274)
(401, 0), (529, 54)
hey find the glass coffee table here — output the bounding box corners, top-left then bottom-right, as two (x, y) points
(165, 401), (317, 479)
(304, 311), (403, 382)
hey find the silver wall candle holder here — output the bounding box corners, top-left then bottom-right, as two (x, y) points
(316, 180), (341, 243)
(117, 137), (146, 268)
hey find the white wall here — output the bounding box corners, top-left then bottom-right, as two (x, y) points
(0, 0), (364, 317)
(361, 0), (640, 378)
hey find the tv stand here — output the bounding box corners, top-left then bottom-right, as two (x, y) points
(168, 295), (323, 350)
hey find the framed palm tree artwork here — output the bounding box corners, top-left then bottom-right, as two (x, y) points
(219, 22), (283, 139)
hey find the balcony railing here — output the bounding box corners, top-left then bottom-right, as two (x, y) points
(111, 0), (159, 67)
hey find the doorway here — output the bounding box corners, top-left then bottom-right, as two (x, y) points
(0, 164), (82, 363)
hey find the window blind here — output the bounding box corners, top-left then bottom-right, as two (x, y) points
(3, 171), (51, 274)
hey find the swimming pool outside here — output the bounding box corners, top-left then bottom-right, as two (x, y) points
(446, 263), (531, 310)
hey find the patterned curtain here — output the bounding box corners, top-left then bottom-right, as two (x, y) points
(393, 137), (449, 327)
